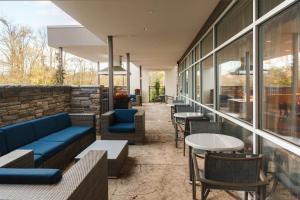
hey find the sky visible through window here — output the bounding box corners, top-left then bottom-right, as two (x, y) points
(0, 1), (80, 31)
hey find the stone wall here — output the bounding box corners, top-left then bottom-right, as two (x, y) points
(0, 85), (102, 134)
(70, 86), (101, 133)
(0, 86), (71, 126)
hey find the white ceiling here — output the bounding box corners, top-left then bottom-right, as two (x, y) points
(52, 0), (219, 69)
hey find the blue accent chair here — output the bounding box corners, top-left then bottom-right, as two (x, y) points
(101, 109), (145, 144)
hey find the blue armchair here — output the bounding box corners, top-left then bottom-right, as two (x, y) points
(101, 109), (145, 144)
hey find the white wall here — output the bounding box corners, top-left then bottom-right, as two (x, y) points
(129, 63), (140, 94)
(164, 66), (177, 98)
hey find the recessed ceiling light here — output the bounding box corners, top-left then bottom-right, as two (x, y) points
(266, 40), (271, 43)
(285, 49), (291, 52)
(144, 27), (148, 31)
(148, 10), (154, 14)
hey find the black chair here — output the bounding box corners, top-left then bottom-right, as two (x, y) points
(192, 153), (268, 200)
(183, 117), (210, 155)
(173, 105), (194, 148)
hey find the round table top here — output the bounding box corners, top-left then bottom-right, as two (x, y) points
(173, 112), (203, 119)
(167, 103), (188, 107)
(185, 133), (244, 152)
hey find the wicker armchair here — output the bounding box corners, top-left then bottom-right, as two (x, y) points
(192, 153), (268, 200)
(0, 150), (108, 200)
(101, 109), (145, 144)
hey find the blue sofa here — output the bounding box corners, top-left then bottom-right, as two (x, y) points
(101, 109), (145, 144)
(0, 113), (96, 169)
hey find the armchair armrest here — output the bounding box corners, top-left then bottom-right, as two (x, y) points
(101, 111), (115, 132)
(134, 110), (145, 132)
(0, 150), (108, 200)
(0, 150), (34, 168)
(69, 113), (96, 127)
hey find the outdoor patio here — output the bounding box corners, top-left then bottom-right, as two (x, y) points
(108, 103), (232, 200)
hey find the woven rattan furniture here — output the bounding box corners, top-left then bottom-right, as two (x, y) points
(101, 109), (145, 144)
(0, 150), (108, 200)
(75, 140), (128, 177)
(0, 113), (96, 170)
(192, 153), (268, 200)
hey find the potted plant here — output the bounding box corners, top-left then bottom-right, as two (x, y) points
(114, 92), (130, 109)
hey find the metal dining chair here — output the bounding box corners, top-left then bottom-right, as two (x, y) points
(173, 105), (194, 148)
(183, 117), (210, 156)
(192, 152), (268, 200)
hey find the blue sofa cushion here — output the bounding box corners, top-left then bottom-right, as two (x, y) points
(52, 113), (71, 131)
(1, 122), (35, 152)
(19, 141), (65, 159)
(34, 154), (43, 167)
(0, 130), (7, 156)
(31, 116), (58, 140)
(114, 109), (137, 123)
(108, 123), (135, 133)
(39, 126), (93, 145)
(0, 168), (62, 184)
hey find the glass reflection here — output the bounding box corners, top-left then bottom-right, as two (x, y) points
(202, 56), (214, 107)
(217, 32), (253, 123)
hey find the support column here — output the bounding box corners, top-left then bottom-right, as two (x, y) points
(140, 65), (142, 105)
(108, 36), (114, 111)
(56, 47), (64, 85)
(126, 53), (131, 94)
(97, 61), (100, 86)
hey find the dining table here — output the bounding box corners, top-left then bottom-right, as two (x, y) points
(173, 112), (204, 149)
(185, 133), (245, 200)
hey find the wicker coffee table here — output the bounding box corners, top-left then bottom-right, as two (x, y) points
(75, 140), (128, 178)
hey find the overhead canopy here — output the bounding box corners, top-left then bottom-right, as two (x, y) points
(47, 25), (108, 62)
(51, 0), (220, 69)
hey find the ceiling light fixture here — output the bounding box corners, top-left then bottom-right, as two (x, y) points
(144, 27), (148, 31)
(266, 40), (271, 43)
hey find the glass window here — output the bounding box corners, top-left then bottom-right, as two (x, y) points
(185, 70), (189, 96)
(188, 67), (193, 99)
(260, 2), (300, 146)
(216, 0), (252, 46)
(202, 56), (214, 107)
(261, 138), (300, 199)
(217, 32), (253, 123)
(219, 118), (253, 153)
(201, 30), (213, 57)
(259, 0), (284, 17)
(195, 44), (200, 61)
(195, 63), (201, 102)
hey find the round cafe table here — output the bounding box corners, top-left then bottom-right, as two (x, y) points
(173, 112), (204, 150)
(185, 133), (244, 200)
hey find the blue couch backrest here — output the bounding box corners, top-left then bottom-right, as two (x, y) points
(0, 112), (72, 155)
(52, 113), (71, 131)
(114, 109), (137, 123)
(0, 121), (36, 152)
(31, 116), (58, 140)
(0, 130), (7, 156)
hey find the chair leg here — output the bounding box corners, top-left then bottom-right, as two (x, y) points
(244, 192), (248, 200)
(175, 123), (178, 148)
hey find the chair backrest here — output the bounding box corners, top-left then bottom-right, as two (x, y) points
(204, 153), (262, 184)
(189, 120), (220, 134)
(185, 117), (210, 133)
(114, 109), (138, 123)
(172, 100), (184, 104)
(175, 105), (193, 113)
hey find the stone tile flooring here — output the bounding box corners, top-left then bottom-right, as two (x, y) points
(108, 103), (233, 200)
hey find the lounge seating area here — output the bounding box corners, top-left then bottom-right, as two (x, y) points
(101, 109), (145, 144)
